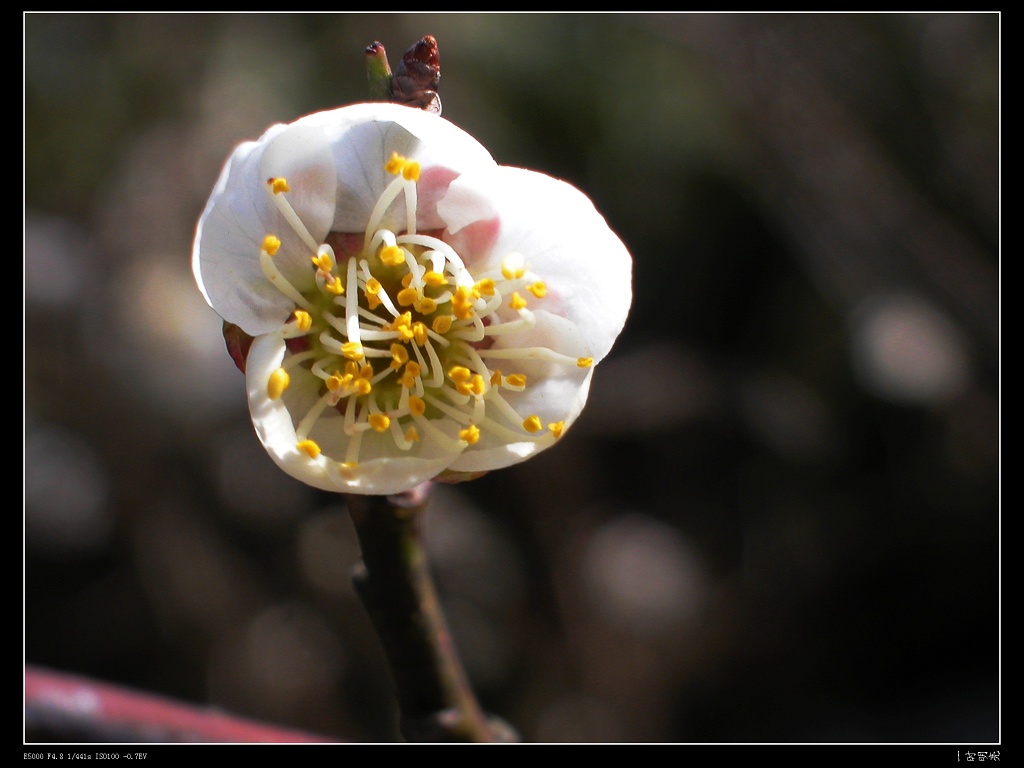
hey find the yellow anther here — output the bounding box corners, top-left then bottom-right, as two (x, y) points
(368, 413), (391, 433)
(490, 370), (503, 387)
(292, 310), (312, 332)
(397, 287), (418, 307)
(296, 439), (321, 458)
(453, 371), (485, 397)
(414, 296), (438, 315)
(549, 421), (565, 438)
(405, 426), (421, 443)
(432, 315), (452, 334)
(364, 278), (382, 309)
(577, 357), (594, 368)
(452, 286), (475, 320)
(312, 252), (333, 271)
(523, 415), (544, 434)
(501, 254), (526, 280)
(345, 361), (361, 377)
(401, 160), (421, 182)
(385, 152), (406, 175)
(510, 292), (528, 310)
(268, 177), (290, 194)
(267, 367), (290, 400)
(388, 311), (414, 338)
(341, 341), (364, 361)
(448, 366), (471, 383)
(359, 364), (374, 380)
(326, 372), (346, 392)
(423, 270), (448, 287)
(502, 264), (525, 280)
(381, 244), (406, 266)
(400, 362), (421, 389)
(401, 273), (414, 288)
(408, 395), (426, 416)
(412, 322), (428, 346)
(459, 424), (481, 445)
(504, 373), (527, 390)
(473, 278), (495, 298)
(324, 276), (344, 295)
(262, 234), (281, 256)
(351, 377), (372, 396)
(527, 282), (547, 299)
(390, 343), (409, 369)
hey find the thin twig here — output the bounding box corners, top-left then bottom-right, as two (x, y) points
(346, 484), (512, 742)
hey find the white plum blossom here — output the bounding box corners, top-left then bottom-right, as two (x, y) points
(193, 102), (631, 495)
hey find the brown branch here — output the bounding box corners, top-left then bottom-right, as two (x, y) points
(345, 484), (514, 742)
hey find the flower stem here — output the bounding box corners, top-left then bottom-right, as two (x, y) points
(345, 483), (511, 742)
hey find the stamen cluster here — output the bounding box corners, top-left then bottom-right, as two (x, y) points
(260, 153), (586, 470)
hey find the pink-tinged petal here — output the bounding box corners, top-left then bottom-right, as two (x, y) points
(294, 103), (496, 233)
(438, 166), (632, 363)
(438, 214), (501, 264)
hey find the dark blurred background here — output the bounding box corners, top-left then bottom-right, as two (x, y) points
(24, 13), (999, 743)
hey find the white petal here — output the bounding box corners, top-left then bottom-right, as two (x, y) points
(246, 334), (338, 491)
(491, 310), (595, 422)
(246, 334), (463, 495)
(293, 103), (496, 233)
(193, 122), (336, 335)
(439, 166), (632, 363)
(194, 103), (497, 336)
(325, 454), (454, 497)
(448, 311), (594, 474)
